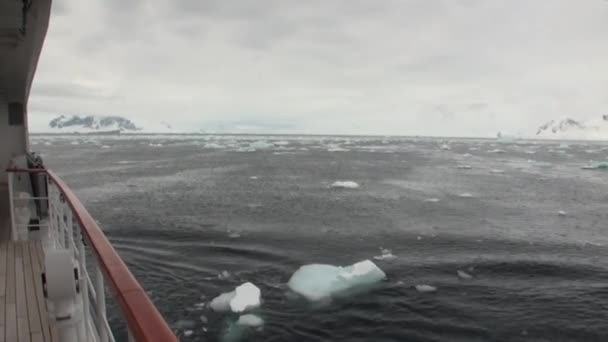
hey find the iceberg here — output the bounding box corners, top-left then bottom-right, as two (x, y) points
(373, 248), (396, 261)
(210, 282), (261, 313)
(330, 181), (360, 189)
(287, 260), (386, 301)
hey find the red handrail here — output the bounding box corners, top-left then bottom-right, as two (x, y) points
(8, 168), (178, 341)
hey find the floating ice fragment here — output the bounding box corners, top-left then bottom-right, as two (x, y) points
(440, 144), (451, 151)
(581, 161), (608, 170)
(415, 285), (437, 293)
(373, 248), (396, 261)
(458, 193), (474, 198)
(558, 210), (567, 217)
(462, 153), (472, 157)
(184, 330), (193, 337)
(230, 282), (262, 313)
(424, 198), (441, 203)
(249, 176), (258, 180)
(210, 282), (262, 313)
(200, 315), (208, 324)
(487, 149), (505, 154)
(330, 181), (360, 189)
(228, 232), (241, 239)
(236, 314), (264, 328)
(210, 292), (235, 312)
(457, 270), (473, 279)
(490, 169), (505, 174)
(218, 270), (231, 280)
(287, 260), (386, 301)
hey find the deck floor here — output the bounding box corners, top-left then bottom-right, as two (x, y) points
(0, 213), (57, 341)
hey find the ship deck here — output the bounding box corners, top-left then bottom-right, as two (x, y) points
(0, 186), (57, 342)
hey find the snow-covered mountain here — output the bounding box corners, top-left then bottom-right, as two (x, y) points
(32, 115), (181, 134)
(48, 115), (139, 132)
(535, 116), (608, 140)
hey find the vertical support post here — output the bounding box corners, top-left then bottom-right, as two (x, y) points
(58, 197), (65, 249)
(128, 329), (135, 342)
(8, 172), (17, 241)
(76, 224), (90, 341)
(66, 208), (73, 251)
(96, 267), (108, 342)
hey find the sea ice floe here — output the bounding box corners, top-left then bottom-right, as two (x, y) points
(210, 282), (262, 313)
(287, 260), (386, 301)
(415, 284), (437, 293)
(457, 270), (473, 279)
(373, 248), (396, 261)
(558, 210), (567, 217)
(236, 314), (264, 328)
(581, 162), (608, 170)
(456, 165), (472, 170)
(424, 198), (441, 203)
(458, 193), (474, 198)
(330, 181), (360, 189)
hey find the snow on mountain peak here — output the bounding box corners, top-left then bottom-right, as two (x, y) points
(48, 115), (139, 132)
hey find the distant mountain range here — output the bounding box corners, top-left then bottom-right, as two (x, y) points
(36, 115), (177, 133)
(536, 115), (608, 140)
(49, 115), (140, 132)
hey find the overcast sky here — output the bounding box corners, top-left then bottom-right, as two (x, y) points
(29, 0), (608, 136)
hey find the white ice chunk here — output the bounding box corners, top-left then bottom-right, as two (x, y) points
(440, 144), (451, 150)
(558, 210), (567, 216)
(490, 169), (505, 174)
(415, 284), (437, 293)
(458, 193), (474, 198)
(487, 149), (505, 154)
(184, 330), (193, 337)
(457, 270), (473, 279)
(373, 248), (396, 261)
(424, 198), (440, 203)
(287, 260), (386, 301)
(210, 282), (262, 313)
(210, 291), (236, 312)
(236, 314), (264, 328)
(330, 181), (360, 189)
(249, 141), (273, 149)
(230, 282), (261, 313)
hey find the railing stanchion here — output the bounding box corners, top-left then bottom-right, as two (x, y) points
(76, 224), (91, 340)
(8, 172), (17, 241)
(96, 266), (108, 342)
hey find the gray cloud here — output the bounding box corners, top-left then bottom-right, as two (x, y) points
(29, 0), (608, 135)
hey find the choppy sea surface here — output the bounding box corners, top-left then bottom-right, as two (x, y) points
(30, 134), (608, 342)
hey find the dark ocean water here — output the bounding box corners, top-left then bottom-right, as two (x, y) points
(30, 135), (608, 342)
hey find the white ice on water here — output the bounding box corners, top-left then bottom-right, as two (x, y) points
(457, 270), (473, 279)
(490, 169), (505, 174)
(458, 193), (474, 198)
(330, 181), (360, 189)
(287, 260), (386, 301)
(415, 285), (437, 293)
(209, 282), (262, 313)
(558, 210), (567, 216)
(236, 314), (264, 328)
(373, 248), (396, 261)
(424, 198), (441, 203)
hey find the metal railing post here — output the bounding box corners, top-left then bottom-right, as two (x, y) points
(7, 172), (17, 241)
(76, 224), (90, 341)
(96, 267), (108, 342)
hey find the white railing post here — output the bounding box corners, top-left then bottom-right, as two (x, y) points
(96, 267), (108, 342)
(76, 225), (91, 341)
(128, 329), (135, 342)
(65, 208), (73, 251)
(7, 172), (17, 241)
